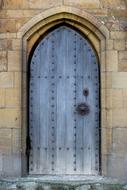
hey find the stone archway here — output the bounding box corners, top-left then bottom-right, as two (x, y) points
(18, 5), (109, 176)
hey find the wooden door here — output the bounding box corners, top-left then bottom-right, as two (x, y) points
(29, 26), (100, 175)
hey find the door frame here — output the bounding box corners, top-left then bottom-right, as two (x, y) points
(19, 6), (110, 177)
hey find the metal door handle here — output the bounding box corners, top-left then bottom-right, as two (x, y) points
(76, 103), (90, 116)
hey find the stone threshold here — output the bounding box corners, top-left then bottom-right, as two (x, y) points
(0, 176), (127, 190)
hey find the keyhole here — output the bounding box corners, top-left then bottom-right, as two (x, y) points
(83, 88), (89, 96)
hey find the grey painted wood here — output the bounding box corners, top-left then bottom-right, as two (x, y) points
(29, 26), (100, 175)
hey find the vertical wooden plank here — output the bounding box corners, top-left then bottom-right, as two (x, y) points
(39, 37), (51, 174)
(64, 28), (75, 174)
(29, 46), (41, 174)
(55, 27), (75, 174)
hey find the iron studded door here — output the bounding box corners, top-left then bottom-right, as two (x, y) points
(29, 26), (100, 175)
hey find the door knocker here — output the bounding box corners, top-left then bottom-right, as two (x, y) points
(76, 103), (90, 116)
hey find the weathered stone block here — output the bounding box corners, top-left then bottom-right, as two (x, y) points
(28, 0), (62, 9)
(112, 89), (123, 108)
(106, 50), (118, 71)
(64, 0), (101, 8)
(0, 51), (7, 71)
(101, 0), (126, 9)
(112, 108), (127, 127)
(101, 108), (112, 128)
(118, 62), (127, 72)
(118, 51), (127, 71)
(2, 153), (21, 177)
(0, 39), (12, 50)
(119, 51), (127, 61)
(0, 33), (17, 39)
(101, 52), (106, 72)
(5, 88), (21, 108)
(114, 40), (125, 50)
(0, 19), (16, 33)
(0, 10), (7, 18)
(15, 18), (30, 31)
(6, 10), (24, 18)
(101, 89), (112, 109)
(14, 72), (21, 88)
(102, 89), (123, 109)
(0, 89), (5, 108)
(12, 39), (22, 50)
(107, 153), (127, 180)
(0, 109), (21, 128)
(106, 40), (113, 50)
(123, 89), (127, 108)
(112, 72), (127, 88)
(120, 18), (127, 31)
(112, 128), (127, 155)
(111, 31), (127, 39)
(8, 51), (21, 72)
(0, 129), (12, 153)
(0, 72), (14, 88)
(101, 127), (112, 154)
(12, 129), (21, 154)
(2, 0), (23, 9)
(101, 72), (112, 89)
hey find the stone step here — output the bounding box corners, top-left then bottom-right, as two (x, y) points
(0, 177), (127, 190)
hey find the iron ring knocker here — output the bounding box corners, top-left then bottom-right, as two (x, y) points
(76, 103), (90, 116)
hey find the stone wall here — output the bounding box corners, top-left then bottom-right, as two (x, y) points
(0, 0), (127, 181)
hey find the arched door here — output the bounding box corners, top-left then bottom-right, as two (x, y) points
(29, 26), (100, 175)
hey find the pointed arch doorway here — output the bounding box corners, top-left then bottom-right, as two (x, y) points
(28, 25), (100, 175)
